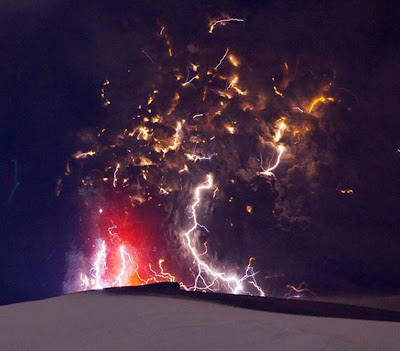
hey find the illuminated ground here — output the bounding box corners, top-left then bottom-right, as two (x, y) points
(2, 284), (400, 350)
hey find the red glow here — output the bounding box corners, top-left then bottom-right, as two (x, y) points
(79, 200), (178, 290)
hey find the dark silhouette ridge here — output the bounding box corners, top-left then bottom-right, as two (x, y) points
(103, 282), (400, 322)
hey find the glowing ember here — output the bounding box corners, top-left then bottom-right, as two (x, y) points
(62, 12), (338, 297)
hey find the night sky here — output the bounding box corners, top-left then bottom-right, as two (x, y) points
(1, 0), (400, 305)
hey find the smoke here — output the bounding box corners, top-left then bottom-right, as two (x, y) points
(57, 0), (400, 295)
(62, 249), (87, 294)
(63, 15), (343, 293)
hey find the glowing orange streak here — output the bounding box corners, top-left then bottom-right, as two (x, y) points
(182, 75), (199, 87)
(285, 283), (315, 298)
(148, 259), (176, 283)
(133, 126), (151, 140)
(225, 125), (236, 134)
(158, 259), (175, 282)
(284, 62), (289, 70)
(135, 271), (158, 285)
(167, 93), (180, 115)
(308, 97), (334, 114)
(228, 54), (240, 67)
(274, 121), (286, 142)
(190, 63), (199, 72)
(227, 76), (246, 95)
(273, 86), (284, 97)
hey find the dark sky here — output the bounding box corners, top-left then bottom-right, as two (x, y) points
(1, 0), (400, 305)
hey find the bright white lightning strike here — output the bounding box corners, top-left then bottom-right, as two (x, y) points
(91, 240), (107, 290)
(185, 153), (213, 162)
(113, 245), (134, 287)
(215, 48), (229, 69)
(113, 163), (120, 188)
(209, 18), (244, 33)
(182, 75), (199, 87)
(259, 145), (285, 177)
(73, 150), (96, 159)
(274, 122), (286, 142)
(181, 175), (265, 295)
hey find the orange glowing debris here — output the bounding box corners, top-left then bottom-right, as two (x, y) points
(273, 86), (284, 97)
(228, 54), (240, 67)
(274, 121), (287, 142)
(308, 97), (334, 114)
(73, 150), (96, 159)
(167, 93), (180, 115)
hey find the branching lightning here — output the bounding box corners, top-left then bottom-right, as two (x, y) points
(91, 240), (107, 290)
(67, 12), (339, 298)
(113, 245), (134, 287)
(180, 175), (265, 295)
(259, 145), (285, 177)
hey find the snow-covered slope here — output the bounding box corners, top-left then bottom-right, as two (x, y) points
(1, 288), (400, 351)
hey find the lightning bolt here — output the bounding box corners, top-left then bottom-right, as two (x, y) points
(259, 145), (285, 177)
(73, 151), (96, 159)
(107, 220), (119, 241)
(91, 240), (107, 290)
(148, 259), (176, 283)
(181, 175), (265, 296)
(274, 121), (286, 142)
(70, 15), (338, 298)
(113, 245), (134, 287)
(209, 17), (244, 33)
(215, 48), (230, 69)
(113, 164), (120, 188)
